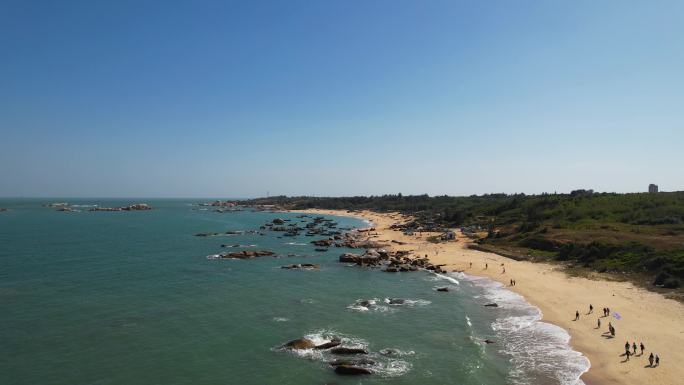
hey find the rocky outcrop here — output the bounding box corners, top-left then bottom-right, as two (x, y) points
(90, 203), (152, 212)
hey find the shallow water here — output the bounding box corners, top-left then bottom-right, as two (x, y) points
(0, 199), (588, 385)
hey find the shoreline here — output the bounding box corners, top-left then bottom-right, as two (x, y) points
(294, 208), (684, 385)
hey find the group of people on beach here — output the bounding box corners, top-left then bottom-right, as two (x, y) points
(623, 341), (660, 366)
(574, 304), (662, 368)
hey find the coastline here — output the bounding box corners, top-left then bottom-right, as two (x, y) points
(294, 209), (684, 385)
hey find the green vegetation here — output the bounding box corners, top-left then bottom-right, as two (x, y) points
(245, 191), (684, 294)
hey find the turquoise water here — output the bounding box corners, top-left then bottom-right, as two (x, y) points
(0, 199), (588, 385)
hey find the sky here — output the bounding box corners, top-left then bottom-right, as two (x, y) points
(1, 0), (682, 198)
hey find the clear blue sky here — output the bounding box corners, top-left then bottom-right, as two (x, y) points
(1, 0), (682, 198)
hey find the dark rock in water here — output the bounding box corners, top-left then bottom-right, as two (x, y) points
(339, 253), (361, 263)
(314, 248), (328, 252)
(358, 300), (372, 308)
(387, 298), (405, 305)
(315, 338), (342, 350)
(379, 348), (400, 357)
(331, 347), (368, 355)
(484, 303), (499, 307)
(225, 250), (275, 259)
(283, 338), (316, 349)
(484, 339), (495, 344)
(272, 218), (285, 224)
(195, 232), (219, 237)
(329, 358), (376, 366)
(436, 287), (449, 292)
(384, 267), (399, 273)
(281, 263), (320, 270)
(333, 365), (372, 375)
(312, 239), (333, 247)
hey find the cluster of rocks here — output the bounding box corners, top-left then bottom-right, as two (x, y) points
(213, 250), (276, 259)
(199, 200), (237, 207)
(282, 337), (373, 376)
(338, 249), (448, 274)
(262, 216), (343, 238)
(89, 203), (152, 211)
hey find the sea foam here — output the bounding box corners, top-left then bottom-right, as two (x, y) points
(455, 273), (590, 385)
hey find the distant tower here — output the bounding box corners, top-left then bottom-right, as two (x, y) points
(648, 184), (659, 193)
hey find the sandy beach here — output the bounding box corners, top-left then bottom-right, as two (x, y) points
(297, 209), (684, 385)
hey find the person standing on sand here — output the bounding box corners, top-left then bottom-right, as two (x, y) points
(625, 348), (630, 360)
(597, 318), (601, 329)
(575, 310), (580, 321)
(610, 325), (615, 337)
(589, 304), (593, 314)
(485, 263), (488, 270)
(469, 262), (472, 268)
(632, 342), (637, 355)
(649, 353), (654, 367)
(502, 267), (505, 274)
(655, 355), (660, 366)
(640, 342), (645, 355)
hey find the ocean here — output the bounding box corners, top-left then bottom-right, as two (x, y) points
(0, 199), (588, 385)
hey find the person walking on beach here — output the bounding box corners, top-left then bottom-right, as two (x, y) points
(610, 325), (615, 337)
(640, 342), (645, 355)
(625, 347), (630, 360)
(575, 310), (580, 321)
(502, 266), (505, 274)
(632, 342), (637, 355)
(597, 318), (601, 329)
(589, 304), (593, 314)
(625, 341), (630, 352)
(649, 353), (654, 367)
(655, 355), (660, 366)
(485, 263), (488, 270)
